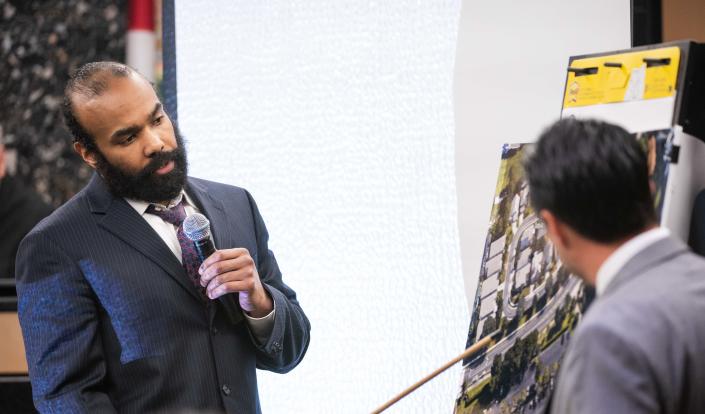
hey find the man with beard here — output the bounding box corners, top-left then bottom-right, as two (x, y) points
(525, 119), (705, 413)
(15, 62), (310, 414)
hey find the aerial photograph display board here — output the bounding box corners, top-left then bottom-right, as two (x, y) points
(454, 133), (671, 413)
(454, 143), (589, 414)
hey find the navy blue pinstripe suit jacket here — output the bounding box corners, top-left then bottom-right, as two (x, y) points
(15, 174), (311, 413)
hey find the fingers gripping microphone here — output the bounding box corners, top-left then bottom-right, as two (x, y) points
(183, 213), (243, 324)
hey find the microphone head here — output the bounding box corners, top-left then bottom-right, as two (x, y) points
(183, 213), (211, 241)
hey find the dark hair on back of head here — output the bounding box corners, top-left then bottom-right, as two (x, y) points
(62, 61), (134, 152)
(524, 118), (656, 243)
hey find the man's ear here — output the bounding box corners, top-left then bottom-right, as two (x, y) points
(540, 209), (570, 249)
(73, 142), (99, 169)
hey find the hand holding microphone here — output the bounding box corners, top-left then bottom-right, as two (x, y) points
(184, 213), (273, 318)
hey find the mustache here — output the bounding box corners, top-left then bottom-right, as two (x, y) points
(137, 149), (181, 178)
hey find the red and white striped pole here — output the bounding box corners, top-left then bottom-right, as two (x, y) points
(126, 0), (156, 82)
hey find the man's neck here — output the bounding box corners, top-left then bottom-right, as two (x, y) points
(580, 244), (621, 286)
(582, 223), (659, 286)
(160, 191), (185, 209)
(123, 190), (186, 213)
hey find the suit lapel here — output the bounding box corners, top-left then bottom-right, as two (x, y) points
(85, 174), (203, 302)
(602, 236), (689, 297)
(185, 179), (227, 249)
(185, 178), (249, 251)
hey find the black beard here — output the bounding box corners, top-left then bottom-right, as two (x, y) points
(95, 127), (189, 203)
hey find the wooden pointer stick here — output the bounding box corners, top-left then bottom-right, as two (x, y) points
(371, 334), (495, 414)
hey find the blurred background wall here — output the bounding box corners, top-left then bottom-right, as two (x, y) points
(0, 0), (126, 208)
(662, 0), (705, 43)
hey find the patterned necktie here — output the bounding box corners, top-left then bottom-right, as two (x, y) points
(146, 201), (207, 299)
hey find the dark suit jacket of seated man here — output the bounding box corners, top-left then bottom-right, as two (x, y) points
(689, 189), (705, 256)
(15, 62), (311, 414)
(0, 142), (52, 278)
(524, 119), (705, 414)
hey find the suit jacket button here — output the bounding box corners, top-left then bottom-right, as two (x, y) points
(212, 327), (218, 335)
(221, 384), (231, 396)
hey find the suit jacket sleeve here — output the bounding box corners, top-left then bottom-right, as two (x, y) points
(244, 190), (311, 373)
(556, 323), (659, 414)
(15, 229), (117, 413)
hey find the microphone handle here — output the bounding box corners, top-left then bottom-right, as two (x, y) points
(194, 238), (244, 324)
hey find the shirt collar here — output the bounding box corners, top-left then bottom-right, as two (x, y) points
(595, 227), (670, 296)
(125, 190), (195, 216)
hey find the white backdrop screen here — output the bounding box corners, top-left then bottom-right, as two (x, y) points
(174, 1), (468, 412)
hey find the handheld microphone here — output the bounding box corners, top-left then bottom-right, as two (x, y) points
(183, 213), (243, 324)
(183, 213), (216, 263)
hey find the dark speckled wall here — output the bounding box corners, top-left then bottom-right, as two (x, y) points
(0, 0), (127, 207)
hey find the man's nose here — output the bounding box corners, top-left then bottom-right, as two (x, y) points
(144, 129), (165, 156)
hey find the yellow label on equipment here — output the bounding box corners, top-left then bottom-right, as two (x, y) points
(563, 46), (680, 108)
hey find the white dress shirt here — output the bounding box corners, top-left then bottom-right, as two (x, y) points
(595, 227), (671, 296)
(125, 191), (275, 344)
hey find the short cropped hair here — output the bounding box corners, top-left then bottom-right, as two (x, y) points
(524, 118), (656, 243)
(62, 61), (135, 152)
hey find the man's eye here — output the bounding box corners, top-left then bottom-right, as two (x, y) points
(153, 116), (163, 126)
(123, 134), (137, 144)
